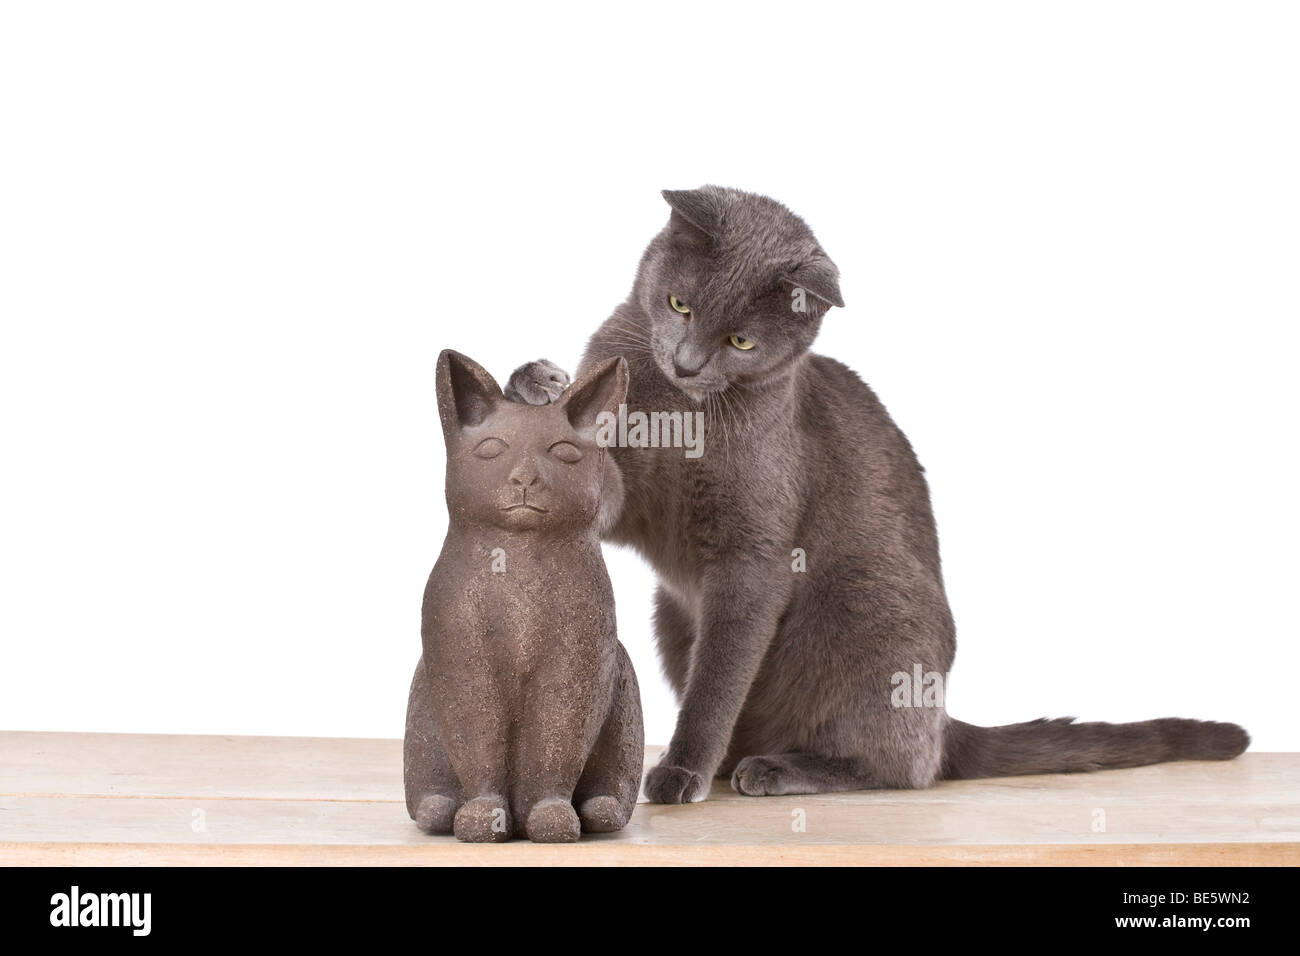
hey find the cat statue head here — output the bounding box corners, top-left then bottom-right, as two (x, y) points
(635, 185), (844, 401)
(436, 349), (627, 535)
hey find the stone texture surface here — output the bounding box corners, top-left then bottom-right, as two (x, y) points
(403, 350), (643, 842)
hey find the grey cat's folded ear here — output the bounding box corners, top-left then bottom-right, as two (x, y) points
(662, 188), (720, 239)
(783, 253), (845, 310)
(559, 356), (629, 432)
(436, 349), (503, 439)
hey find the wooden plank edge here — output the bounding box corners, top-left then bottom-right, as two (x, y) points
(2, 841), (1297, 867)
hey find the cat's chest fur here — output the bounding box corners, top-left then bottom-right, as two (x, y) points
(601, 355), (803, 596)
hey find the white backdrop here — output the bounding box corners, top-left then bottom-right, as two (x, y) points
(2, 2), (1297, 751)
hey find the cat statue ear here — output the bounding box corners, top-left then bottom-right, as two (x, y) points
(436, 349), (503, 444)
(558, 356), (629, 432)
(662, 188), (720, 239)
(783, 253), (845, 310)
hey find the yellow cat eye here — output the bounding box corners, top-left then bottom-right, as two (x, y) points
(668, 295), (691, 315)
(729, 334), (756, 351)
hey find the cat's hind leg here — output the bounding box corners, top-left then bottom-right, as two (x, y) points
(651, 584), (694, 698)
(403, 654), (465, 833)
(730, 698), (947, 795)
(730, 705), (947, 795)
(730, 753), (885, 796)
(573, 644), (645, 832)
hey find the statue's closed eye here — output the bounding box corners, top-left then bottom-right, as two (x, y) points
(549, 441), (582, 463)
(473, 437), (509, 459)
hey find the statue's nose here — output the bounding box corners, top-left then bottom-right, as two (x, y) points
(508, 459), (541, 488)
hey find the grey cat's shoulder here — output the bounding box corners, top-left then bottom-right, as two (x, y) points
(799, 353), (921, 458)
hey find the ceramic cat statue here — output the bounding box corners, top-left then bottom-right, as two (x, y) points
(403, 349), (644, 843)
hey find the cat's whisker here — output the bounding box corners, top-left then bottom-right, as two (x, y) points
(722, 385), (743, 435)
(599, 325), (650, 343)
(605, 315), (648, 331)
(602, 321), (649, 342)
(721, 388), (738, 465)
(707, 390), (733, 468)
(601, 344), (652, 359)
(601, 334), (651, 350)
(600, 335), (651, 350)
(703, 393), (719, 465)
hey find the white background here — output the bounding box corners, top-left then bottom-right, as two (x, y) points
(2, 2), (1297, 751)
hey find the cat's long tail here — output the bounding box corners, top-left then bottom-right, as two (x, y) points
(939, 716), (1249, 780)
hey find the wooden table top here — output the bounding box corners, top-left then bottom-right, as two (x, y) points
(2, 731), (1296, 865)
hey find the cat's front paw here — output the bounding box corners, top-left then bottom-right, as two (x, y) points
(643, 762), (710, 804)
(504, 359), (570, 405)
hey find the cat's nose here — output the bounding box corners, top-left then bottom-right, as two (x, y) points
(673, 342), (707, 378)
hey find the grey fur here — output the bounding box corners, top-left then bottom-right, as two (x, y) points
(509, 185), (1249, 802)
(504, 358), (570, 405)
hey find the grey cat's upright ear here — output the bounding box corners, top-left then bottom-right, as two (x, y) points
(436, 350), (503, 442)
(662, 188), (719, 239)
(559, 356), (629, 433)
(784, 253), (845, 310)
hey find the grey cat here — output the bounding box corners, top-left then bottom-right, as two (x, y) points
(507, 185), (1249, 803)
